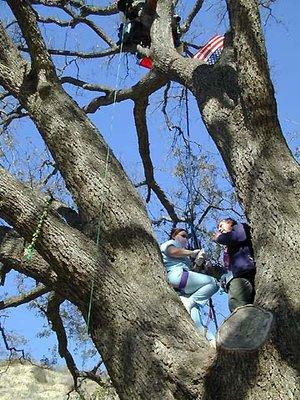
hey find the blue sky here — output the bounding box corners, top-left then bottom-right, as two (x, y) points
(0, 0), (299, 368)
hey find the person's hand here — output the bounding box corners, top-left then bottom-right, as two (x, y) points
(195, 249), (206, 266)
(190, 249), (201, 258)
(212, 231), (221, 241)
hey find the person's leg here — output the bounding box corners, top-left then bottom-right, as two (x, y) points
(166, 267), (184, 287)
(190, 305), (216, 346)
(228, 277), (255, 312)
(190, 305), (205, 331)
(184, 271), (219, 306)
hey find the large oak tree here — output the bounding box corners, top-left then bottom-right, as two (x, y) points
(0, 1), (299, 399)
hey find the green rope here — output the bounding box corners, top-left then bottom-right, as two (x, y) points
(24, 196), (53, 261)
(85, 16), (127, 338)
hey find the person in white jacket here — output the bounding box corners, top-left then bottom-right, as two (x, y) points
(160, 228), (219, 329)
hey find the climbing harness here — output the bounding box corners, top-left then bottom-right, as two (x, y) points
(24, 195), (53, 261)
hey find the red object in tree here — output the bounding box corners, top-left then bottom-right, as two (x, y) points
(139, 56), (153, 69)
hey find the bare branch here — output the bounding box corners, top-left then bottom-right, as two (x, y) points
(7, 0), (55, 75)
(39, 3), (116, 48)
(134, 97), (181, 222)
(0, 284), (49, 310)
(69, 17), (116, 48)
(0, 105), (28, 131)
(46, 292), (79, 387)
(46, 292), (109, 389)
(36, 15), (72, 27)
(30, 1), (118, 17)
(19, 45), (120, 59)
(181, 0), (205, 34)
(61, 77), (113, 93)
(84, 70), (168, 113)
(0, 322), (25, 359)
(151, 216), (185, 226)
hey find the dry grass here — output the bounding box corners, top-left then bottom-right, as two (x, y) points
(0, 359), (117, 400)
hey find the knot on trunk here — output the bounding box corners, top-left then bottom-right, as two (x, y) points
(216, 305), (273, 352)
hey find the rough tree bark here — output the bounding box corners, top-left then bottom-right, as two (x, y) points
(152, 1), (300, 398)
(0, 1), (299, 399)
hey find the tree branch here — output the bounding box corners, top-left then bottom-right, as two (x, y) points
(152, 0), (197, 79)
(46, 292), (110, 389)
(84, 70), (168, 113)
(60, 76), (114, 93)
(0, 227), (60, 288)
(0, 284), (49, 310)
(19, 45), (120, 59)
(8, 0), (56, 76)
(181, 0), (205, 34)
(134, 97), (181, 222)
(38, 3), (116, 48)
(0, 322), (25, 359)
(0, 105), (28, 131)
(0, 22), (27, 96)
(30, 1), (118, 17)
(46, 292), (79, 387)
(0, 167), (103, 308)
(227, 0), (277, 120)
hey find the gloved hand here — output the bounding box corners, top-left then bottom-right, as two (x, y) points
(190, 249), (201, 258)
(195, 249), (206, 266)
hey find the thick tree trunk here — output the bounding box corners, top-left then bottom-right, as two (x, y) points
(184, 2), (299, 399)
(0, 160), (215, 400)
(151, 1), (299, 399)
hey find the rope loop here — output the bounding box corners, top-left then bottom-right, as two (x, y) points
(24, 195), (53, 261)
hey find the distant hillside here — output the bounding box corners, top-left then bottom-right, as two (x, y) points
(0, 359), (119, 400)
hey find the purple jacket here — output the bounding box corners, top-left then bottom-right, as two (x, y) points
(215, 223), (256, 277)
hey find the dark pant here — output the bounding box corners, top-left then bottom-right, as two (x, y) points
(228, 270), (256, 312)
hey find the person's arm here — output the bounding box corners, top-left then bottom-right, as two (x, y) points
(167, 245), (199, 258)
(213, 230), (239, 245)
(214, 223), (249, 245)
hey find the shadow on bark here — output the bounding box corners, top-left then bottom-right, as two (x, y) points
(85, 224), (209, 398)
(265, 290), (300, 374)
(202, 293), (299, 400)
(203, 350), (260, 400)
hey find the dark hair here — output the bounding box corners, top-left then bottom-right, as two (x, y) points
(169, 227), (187, 239)
(219, 218), (237, 226)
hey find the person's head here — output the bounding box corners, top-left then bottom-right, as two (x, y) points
(170, 227), (188, 247)
(218, 218), (237, 233)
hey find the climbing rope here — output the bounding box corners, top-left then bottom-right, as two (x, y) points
(184, 87), (219, 332)
(24, 195), (53, 261)
(86, 7), (129, 338)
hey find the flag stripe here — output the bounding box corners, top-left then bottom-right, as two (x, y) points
(193, 35), (224, 63)
(196, 35), (223, 57)
(199, 37), (224, 60)
(194, 36), (224, 60)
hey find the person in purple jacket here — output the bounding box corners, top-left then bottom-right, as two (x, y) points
(213, 218), (256, 312)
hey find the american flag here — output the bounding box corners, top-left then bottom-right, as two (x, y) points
(193, 35), (224, 65)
